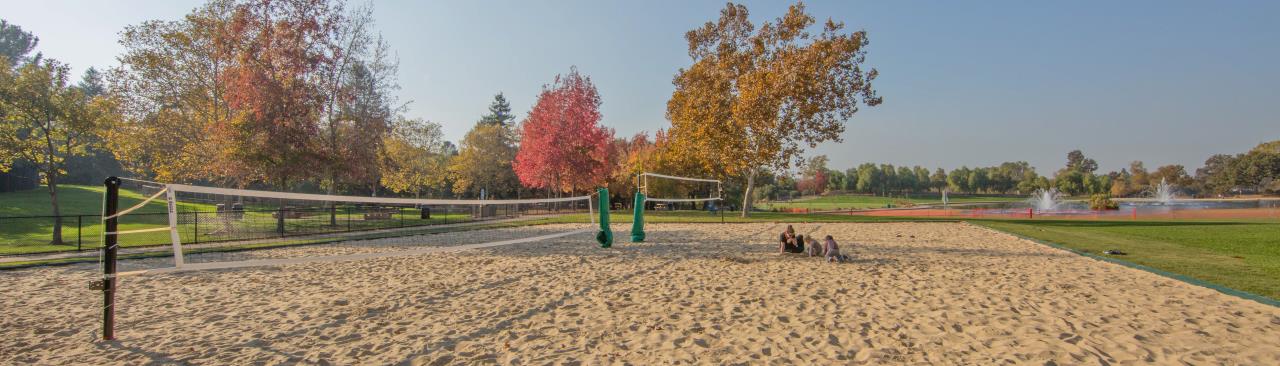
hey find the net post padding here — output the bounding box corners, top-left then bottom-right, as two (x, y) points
(595, 187), (612, 248)
(631, 192), (646, 242)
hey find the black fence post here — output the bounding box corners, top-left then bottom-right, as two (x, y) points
(193, 211), (199, 244)
(101, 177), (121, 341)
(346, 207), (352, 232)
(77, 215), (83, 251)
(277, 206), (285, 237)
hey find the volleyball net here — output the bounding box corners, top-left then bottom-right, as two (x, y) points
(101, 177), (600, 275)
(630, 172), (724, 242)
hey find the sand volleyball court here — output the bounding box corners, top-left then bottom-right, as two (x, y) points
(2, 222), (1278, 364)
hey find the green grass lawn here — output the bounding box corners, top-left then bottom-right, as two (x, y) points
(758, 193), (1024, 210)
(971, 219), (1280, 301)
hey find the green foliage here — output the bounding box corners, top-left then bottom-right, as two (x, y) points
(380, 118), (450, 197)
(761, 192), (1021, 210)
(1231, 149), (1280, 193)
(1064, 149), (1098, 174)
(0, 20), (39, 67)
(0, 57), (117, 244)
(1196, 154), (1238, 195)
(479, 92), (516, 126)
(451, 122), (520, 198)
(1055, 170), (1085, 195)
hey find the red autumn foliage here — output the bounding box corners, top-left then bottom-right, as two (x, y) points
(213, 0), (340, 186)
(513, 67), (615, 194)
(796, 170), (828, 195)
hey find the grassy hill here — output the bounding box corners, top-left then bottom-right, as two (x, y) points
(1, 185), (117, 217)
(0, 185), (210, 253)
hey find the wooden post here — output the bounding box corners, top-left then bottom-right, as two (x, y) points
(101, 177), (121, 341)
(1028, 208), (1033, 219)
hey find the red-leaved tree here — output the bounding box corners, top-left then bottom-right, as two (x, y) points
(214, 0), (340, 188)
(514, 67), (614, 195)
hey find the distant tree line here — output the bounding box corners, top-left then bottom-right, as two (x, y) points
(756, 145), (1280, 202)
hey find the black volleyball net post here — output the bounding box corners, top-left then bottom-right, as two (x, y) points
(100, 176), (121, 341)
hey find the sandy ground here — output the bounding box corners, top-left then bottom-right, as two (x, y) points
(2, 222), (1278, 365)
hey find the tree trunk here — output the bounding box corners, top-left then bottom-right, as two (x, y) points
(740, 169), (756, 218)
(46, 173), (63, 245)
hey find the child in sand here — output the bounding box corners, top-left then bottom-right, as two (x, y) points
(823, 235), (848, 263)
(805, 236), (822, 257)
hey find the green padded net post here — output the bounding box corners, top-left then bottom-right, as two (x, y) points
(630, 192), (645, 242)
(595, 188), (613, 248)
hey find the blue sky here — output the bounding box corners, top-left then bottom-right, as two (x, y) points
(4, 0), (1277, 174)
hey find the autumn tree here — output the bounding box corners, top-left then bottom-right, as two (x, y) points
(1148, 165), (1193, 189)
(797, 155), (830, 195)
(380, 117), (449, 197)
(333, 60), (397, 194)
(665, 2), (881, 216)
(606, 133), (656, 202)
(110, 0), (401, 193)
(211, 0), (346, 189)
(450, 122), (521, 198)
(109, 0), (237, 183)
(513, 67), (615, 195)
(0, 58), (118, 244)
(317, 3), (401, 195)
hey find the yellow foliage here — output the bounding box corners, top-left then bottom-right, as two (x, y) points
(664, 2), (881, 215)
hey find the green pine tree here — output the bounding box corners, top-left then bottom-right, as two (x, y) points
(479, 92), (515, 126)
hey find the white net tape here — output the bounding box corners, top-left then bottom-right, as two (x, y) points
(639, 172), (721, 183)
(167, 183), (590, 206)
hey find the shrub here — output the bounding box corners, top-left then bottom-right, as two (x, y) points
(1089, 194), (1119, 210)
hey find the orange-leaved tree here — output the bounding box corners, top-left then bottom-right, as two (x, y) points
(214, 0), (341, 188)
(665, 2), (881, 216)
(513, 67), (614, 196)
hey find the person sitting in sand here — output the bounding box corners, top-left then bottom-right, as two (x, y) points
(778, 225), (805, 253)
(823, 235), (849, 263)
